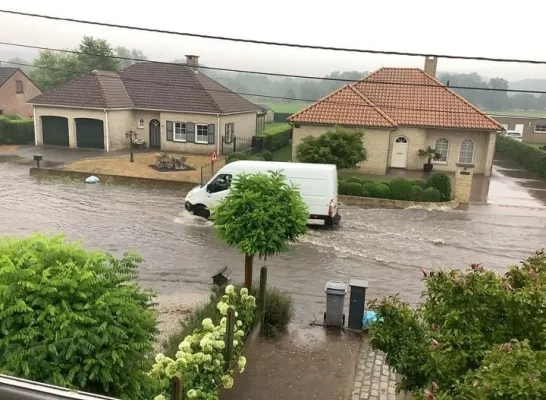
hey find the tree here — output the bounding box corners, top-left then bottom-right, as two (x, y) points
(212, 172), (308, 289)
(511, 93), (538, 111)
(368, 250), (546, 399)
(0, 234), (158, 399)
(296, 126), (367, 169)
(115, 46), (147, 70)
(77, 36), (120, 72)
(1, 57), (33, 73)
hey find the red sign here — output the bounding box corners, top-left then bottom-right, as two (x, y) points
(211, 149), (217, 162)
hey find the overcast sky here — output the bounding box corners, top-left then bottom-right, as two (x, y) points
(0, 0), (543, 81)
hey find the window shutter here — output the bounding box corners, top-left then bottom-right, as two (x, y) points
(166, 121), (173, 141)
(224, 123), (228, 135)
(232, 122), (235, 135)
(186, 123), (195, 142)
(208, 124), (215, 144)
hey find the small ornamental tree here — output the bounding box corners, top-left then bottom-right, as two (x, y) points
(368, 250), (546, 399)
(295, 126), (367, 169)
(212, 171), (308, 289)
(0, 234), (158, 399)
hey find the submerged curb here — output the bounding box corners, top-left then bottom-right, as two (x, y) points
(338, 194), (459, 210)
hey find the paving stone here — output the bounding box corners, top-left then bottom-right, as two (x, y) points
(352, 394), (359, 400)
(371, 389), (379, 397)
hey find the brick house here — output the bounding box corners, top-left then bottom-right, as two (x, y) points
(0, 67), (42, 118)
(488, 115), (546, 144)
(288, 57), (504, 176)
(28, 56), (261, 152)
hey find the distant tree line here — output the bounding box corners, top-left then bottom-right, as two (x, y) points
(1, 35), (546, 112)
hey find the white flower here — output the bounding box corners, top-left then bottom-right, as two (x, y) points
(221, 374), (234, 389)
(164, 362), (177, 378)
(202, 318), (215, 331)
(225, 285), (235, 295)
(178, 341), (191, 351)
(217, 301), (229, 315)
(234, 329), (244, 339)
(154, 395), (167, 400)
(154, 353), (165, 363)
(214, 340), (226, 350)
(187, 389), (198, 399)
(238, 356), (247, 370)
(240, 288), (249, 296)
(236, 320), (243, 327)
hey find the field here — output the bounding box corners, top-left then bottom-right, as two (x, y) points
(485, 110), (546, 117)
(262, 102), (311, 114)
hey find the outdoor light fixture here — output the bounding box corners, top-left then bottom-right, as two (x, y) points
(125, 129), (137, 163)
(33, 154), (43, 168)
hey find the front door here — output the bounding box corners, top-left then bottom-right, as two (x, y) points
(149, 119), (161, 148)
(390, 136), (408, 168)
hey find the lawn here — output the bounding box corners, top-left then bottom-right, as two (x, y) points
(260, 122), (291, 135)
(262, 102), (311, 114)
(485, 110), (546, 117)
(272, 145), (292, 162)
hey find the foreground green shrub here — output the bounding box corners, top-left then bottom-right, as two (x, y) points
(421, 187), (441, 202)
(338, 180), (348, 195)
(0, 234), (158, 399)
(388, 178), (413, 200)
(375, 183), (390, 198)
(248, 153), (265, 161)
(261, 150), (274, 161)
(369, 250), (546, 399)
(410, 185), (425, 201)
(361, 182), (377, 197)
(0, 116), (34, 144)
(261, 287), (294, 339)
(426, 173), (452, 201)
(345, 182), (362, 196)
(496, 134), (546, 178)
(258, 123), (291, 152)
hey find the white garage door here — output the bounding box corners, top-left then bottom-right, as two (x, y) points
(514, 124), (525, 134)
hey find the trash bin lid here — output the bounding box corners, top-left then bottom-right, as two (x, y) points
(325, 281), (347, 294)
(349, 279), (369, 288)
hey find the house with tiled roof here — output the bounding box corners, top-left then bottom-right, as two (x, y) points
(0, 67), (41, 118)
(288, 57), (504, 176)
(28, 56), (261, 152)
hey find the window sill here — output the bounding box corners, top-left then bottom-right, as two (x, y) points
(195, 141), (210, 145)
(138, 126), (144, 129)
(456, 163), (475, 168)
(173, 139), (187, 143)
(533, 131), (546, 134)
(432, 161), (448, 165)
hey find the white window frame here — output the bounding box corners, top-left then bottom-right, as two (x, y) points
(138, 118), (145, 129)
(458, 139), (475, 164)
(195, 124), (208, 144)
(534, 124), (546, 133)
(433, 138), (449, 163)
(174, 122), (187, 142)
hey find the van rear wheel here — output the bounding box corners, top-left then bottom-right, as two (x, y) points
(193, 205), (210, 219)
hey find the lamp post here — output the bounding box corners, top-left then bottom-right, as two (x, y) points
(125, 129), (137, 163)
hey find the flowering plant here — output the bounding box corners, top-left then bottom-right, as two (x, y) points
(133, 138), (145, 145)
(151, 285), (256, 400)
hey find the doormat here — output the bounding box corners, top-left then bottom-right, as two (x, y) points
(148, 164), (196, 173)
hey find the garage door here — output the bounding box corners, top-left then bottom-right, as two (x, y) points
(76, 118), (104, 149)
(42, 116), (69, 146)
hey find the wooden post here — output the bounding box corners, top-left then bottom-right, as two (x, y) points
(233, 136), (237, 153)
(171, 375), (182, 400)
(259, 266), (268, 329)
(244, 254), (254, 289)
(224, 307), (235, 370)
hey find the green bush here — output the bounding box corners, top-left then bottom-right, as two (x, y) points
(421, 187), (441, 202)
(426, 173), (452, 201)
(257, 123), (291, 152)
(410, 185), (425, 201)
(273, 112), (292, 123)
(388, 178), (413, 200)
(346, 177), (363, 184)
(374, 183), (390, 199)
(496, 134), (546, 178)
(261, 288), (294, 339)
(248, 153), (265, 161)
(361, 182), (377, 197)
(0, 116), (34, 145)
(261, 150), (274, 161)
(338, 180), (348, 194)
(345, 182), (362, 196)
(411, 179), (426, 188)
(0, 234), (158, 399)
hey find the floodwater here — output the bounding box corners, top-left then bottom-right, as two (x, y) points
(0, 159), (545, 325)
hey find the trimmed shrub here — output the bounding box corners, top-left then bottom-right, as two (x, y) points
(347, 177), (364, 184)
(227, 153), (244, 163)
(345, 182), (363, 196)
(0, 234), (158, 399)
(273, 112), (292, 123)
(258, 123), (291, 152)
(261, 287), (294, 339)
(361, 182), (377, 197)
(261, 150), (274, 161)
(338, 180), (349, 194)
(411, 179), (427, 188)
(410, 185), (425, 201)
(426, 173), (452, 201)
(496, 134), (546, 178)
(375, 183), (390, 199)
(0, 116), (34, 145)
(248, 153), (265, 161)
(388, 178), (413, 200)
(421, 187), (441, 202)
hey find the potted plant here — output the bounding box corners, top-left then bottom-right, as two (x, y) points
(133, 137), (145, 148)
(418, 146), (441, 173)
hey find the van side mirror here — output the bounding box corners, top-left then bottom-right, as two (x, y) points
(206, 183), (212, 193)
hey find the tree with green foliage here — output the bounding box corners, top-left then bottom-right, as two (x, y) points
(295, 126), (367, 169)
(368, 250), (546, 400)
(0, 234), (158, 399)
(77, 36), (120, 72)
(212, 171), (308, 289)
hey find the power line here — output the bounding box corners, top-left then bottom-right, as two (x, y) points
(0, 41), (542, 95)
(1, 8), (546, 65)
(0, 59), (515, 119)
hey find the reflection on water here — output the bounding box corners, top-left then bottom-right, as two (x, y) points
(0, 162), (545, 324)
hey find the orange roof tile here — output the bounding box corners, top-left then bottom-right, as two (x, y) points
(289, 68), (504, 131)
(287, 85), (396, 127)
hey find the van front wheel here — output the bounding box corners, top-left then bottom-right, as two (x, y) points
(193, 204), (210, 219)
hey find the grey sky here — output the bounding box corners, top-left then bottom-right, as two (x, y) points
(0, 0), (543, 81)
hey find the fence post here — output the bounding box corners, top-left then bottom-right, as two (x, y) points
(212, 160), (216, 175)
(233, 137), (237, 153)
(259, 266), (268, 329)
(171, 375), (182, 400)
(221, 137), (224, 155)
(200, 166), (204, 186)
(224, 307), (235, 370)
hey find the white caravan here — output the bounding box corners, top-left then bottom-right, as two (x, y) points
(184, 160), (341, 226)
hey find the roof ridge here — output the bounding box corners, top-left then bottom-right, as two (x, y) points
(0, 67), (18, 88)
(195, 71), (260, 113)
(417, 69), (504, 130)
(94, 71), (113, 108)
(95, 71), (135, 109)
(186, 67), (222, 113)
(357, 67), (386, 83)
(348, 84), (398, 126)
(287, 84), (354, 121)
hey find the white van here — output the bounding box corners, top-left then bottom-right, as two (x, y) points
(184, 160), (341, 226)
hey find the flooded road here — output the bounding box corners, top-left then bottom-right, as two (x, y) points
(0, 159), (545, 325)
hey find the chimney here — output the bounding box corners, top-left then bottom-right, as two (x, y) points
(185, 55), (199, 71)
(424, 56), (438, 77)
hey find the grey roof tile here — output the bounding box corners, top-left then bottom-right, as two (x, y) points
(0, 67), (18, 87)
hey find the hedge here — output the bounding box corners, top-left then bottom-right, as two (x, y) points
(338, 173), (450, 202)
(495, 134), (546, 178)
(0, 116), (34, 145)
(273, 112), (292, 123)
(257, 123), (291, 152)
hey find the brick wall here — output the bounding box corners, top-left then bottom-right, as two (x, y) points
(0, 70), (41, 118)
